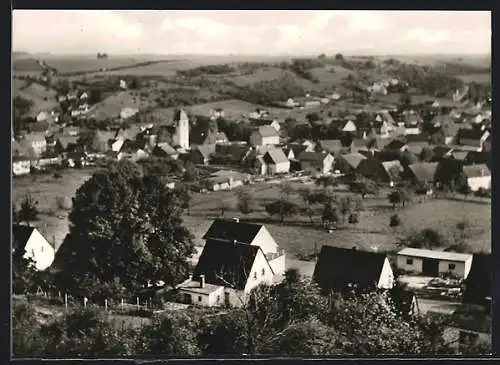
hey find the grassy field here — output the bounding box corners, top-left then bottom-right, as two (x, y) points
(12, 168), (96, 250)
(86, 90), (159, 120)
(12, 166), (491, 257)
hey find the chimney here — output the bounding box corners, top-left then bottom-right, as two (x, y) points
(200, 275), (205, 288)
(232, 217), (239, 223)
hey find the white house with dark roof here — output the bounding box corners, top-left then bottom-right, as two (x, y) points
(261, 148), (290, 174)
(177, 218), (286, 307)
(13, 224), (55, 271)
(397, 248), (473, 279)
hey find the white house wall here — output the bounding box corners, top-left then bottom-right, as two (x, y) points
(467, 176), (491, 192)
(438, 260), (467, 278)
(23, 229), (55, 271)
(243, 250), (275, 294)
(268, 253), (286, 276)
(377, 258), (395, 289)
(271, 161), (290, 174)
(396, 255), (424, 274)
(252, 227), (278, 254)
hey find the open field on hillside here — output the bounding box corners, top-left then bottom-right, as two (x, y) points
(457, 73), (491, 85)
(184, 183), (491, 259)
(86, 90), (159, 120)
(13, 79), (59, 116)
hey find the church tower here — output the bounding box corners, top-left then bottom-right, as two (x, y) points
(173, 108), (189, 150)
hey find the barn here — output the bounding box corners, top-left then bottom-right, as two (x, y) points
(396, 248), (473, 279)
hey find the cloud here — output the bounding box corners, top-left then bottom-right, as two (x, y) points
(343, 11), (386, 32)
(404, 28), (450, 44)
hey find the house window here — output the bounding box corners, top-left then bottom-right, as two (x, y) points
(449, 263), (456, 270)
(198, 296), (202, 302)
(261, 268), (265, 276)
(216, 295), (220, 303)
(406, 258), (413, 265)
(40, 246), (44, 252)
(254, 272), (257, 280)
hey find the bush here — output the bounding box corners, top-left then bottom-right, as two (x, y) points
(348, 213), (359, 224)
(389, 214), (401, 228)
(474, 188), (491, 198)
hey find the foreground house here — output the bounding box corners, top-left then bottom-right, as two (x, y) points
(462, 164), (491, 192)
(313, 246), (395, 294)
(406, 162), (439, 188)
(203, 218), (285, 275)
(396, 248), (473, 279)
(12, 224), (55, 271)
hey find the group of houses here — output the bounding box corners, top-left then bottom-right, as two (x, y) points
(13, 215), (491, 347)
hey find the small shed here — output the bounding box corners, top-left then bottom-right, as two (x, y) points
(396, 248), (473, 279)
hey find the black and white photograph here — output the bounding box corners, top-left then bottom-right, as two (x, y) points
(11, 10), (492, 358)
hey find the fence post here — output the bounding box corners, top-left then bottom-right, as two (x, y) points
(58, 291), (61, 298)
(84, 297), (88, 308)
(64, 293), (68, 310)
(121, 298), (124, 312)
(136, 297), (139, 310)
(105, 299), (108, 312)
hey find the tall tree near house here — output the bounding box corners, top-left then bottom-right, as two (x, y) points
(265, 199), (299, 222)
(348, 176), (378, 200)
(389, 214), (402, 234)
(174, 183), (191, 215)
(183, 161), (199, 182)
(18, 193), (39, 226)
(398, 187), (412, 208)
(237, 191), (255, 216)
(401, 228), (447, 250)
(54, 160), (195, 301)
(456, 174), (471, 200)
(388, 190), (402, 209)
(322, 201), (340, 228)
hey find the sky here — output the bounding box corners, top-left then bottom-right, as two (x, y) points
(12, 10), (491, 56)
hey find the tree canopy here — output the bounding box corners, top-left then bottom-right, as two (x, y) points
(54, 160), (195, 300)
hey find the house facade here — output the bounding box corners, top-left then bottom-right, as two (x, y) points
(463, 164), (491, 192)
(298, 151), (334, 175)
(396, 248), (473, 279)
(12, 157), (31, 176)
(13, 225), (55, 271)
(249, 126), (280, 147)
(262, 148), (290, 174)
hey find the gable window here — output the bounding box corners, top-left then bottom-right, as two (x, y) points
(216, 295), (220, 303)
(198, 296), (202, 302)
(406, 258), (413, 265)
(253, 272), (257, 280)
(449, 263), (456, 270)
(261, 268), (265, 276)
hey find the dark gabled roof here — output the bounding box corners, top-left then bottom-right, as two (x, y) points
(12, 224), (35, 251)
(463, 164), (490, 179)
(289, 143), (309, 157)
(215, 144), (251, 161)
(193, 239), (260, 290)
(313, 245), (388, 293)
(463, 253), (491, 305)
(193, 144), (215, 159)
(203, 219), (263, 244)
(56, 136), (79, 150)
(408, 162), (439, 184)
(297, 151), (331, 162)
(433, 145), (454, 159)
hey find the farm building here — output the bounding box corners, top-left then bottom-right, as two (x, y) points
(152, 142), (179, 160)
(12, 224), (55, 271)
(202, 218), (285, 275)
(261, 148), (290, 175)
(205, 171), (249, 191)
(462, 164), (491, 192)
(297, 151), (334, 175)
(176, 239), (277, 307)
(249, 126), (280, 147)
(215, 143), (253, 164)
(313, 246), (395, 294)
(396, 248), (473, 279)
